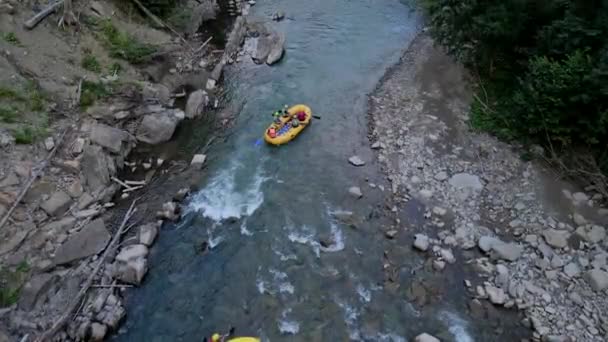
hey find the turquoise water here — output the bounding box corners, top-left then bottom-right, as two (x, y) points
(114, 1), (526, 341)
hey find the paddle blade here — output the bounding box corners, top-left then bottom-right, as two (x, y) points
(254, 139), (263, 146)
(312, 115), (321, 120)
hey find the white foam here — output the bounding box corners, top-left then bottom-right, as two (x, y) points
(336, 300), (361, 340)
(376, 333), (406, 342)
(273, 249), (297, 261)
(256, 278), (266, 294)
(278, 282), (295, 294)
(240, 220), (253, 236)
(356, 284), (371, 303)
(319, 222), (345, 253)
(439, 311), (474, 342)
(278, 309), (300, 335)
(208, 235), (223, 248)
(188, 160), (266, 221)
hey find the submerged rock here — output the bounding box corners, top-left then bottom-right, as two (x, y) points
(266, 31), (286, 65)
(414, 333), (440, 342)
(348, 186), (363, 198)
(348, 155), (365, 166)
(185, 90), (209, 118)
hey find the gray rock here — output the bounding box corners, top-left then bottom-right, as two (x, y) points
(385, 230), (398, 239)
(543, 229), (570, 249)
(174, 188), (190, 202)
(572, 192), (589, 202)
(478, 236), (500, 253)
(348, 186), (363, 199)
(272, 11), (285, 21)
(543, 335), (572, 342)
(78, 192), (95, 210)
(18, 273), (58, 311)
(44, 136), (55, 151)
(564, 262), (581, 278)
(191, 154), (207, 169)
(418, 189), (433, 199)
(575, 225), (606, 243)
(0, 129), (15, 147)
(434, 171), (448, 181)
(90, 123), (128, 154)
(90, 322), (107, 341)
(54, 219), (110, 265)
(142, 82), (171, 105)
(440, 248), (456, 263)
(414, 333), (440, 342)
(348, 155), (365, 166)
(139, 223), (158, 247)
(485, 285), (506, 305)
(585, 269), (608, 291)
(0, 172), (19, 188)
(551, 255), (565, 269)
(448, 173), (483, 191)
(185, 90), (209, 118)
(67, 180), (84, 198)
(40, 191), (72, 217)
(136, 110), (182, 144)
(72, 138), (85, 154)
(114, 244), (149, 285)
(572, 213), (587, 226)
(433, 259), (446, 271)
(432, 207), (447, 216)
(491, 242), (523, 262)
(413, 234), (429, 251)
(371, 141), (382, 149)
(266, 31), (286, 65)
(99, 304), (125, 328)
(42, 217), (77, 234)
(81, 145), (112, 193)
(495, 264), (509, 288)
(0, 229), (28, 255)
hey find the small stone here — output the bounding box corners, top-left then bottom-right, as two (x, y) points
(564, 262), (581, 278)
(432, 207), (447, 216)
(572, 192), (589, 203)
(348, 186), (363, 199)
(72, 138), (86, 154)
(414, 333), (440, 342)
(67, 180), (84, 198)
(348, 156), (365, 166)
(440, 248), (456, 263)
(478, 236), (500, 253)
(0, 172), (19, 188)
(90, 322), (107, 341)
(173, 188), (190, 202)
(434, 171), (448, 181)
(485, 285), (506, 305)
(40, 191), (72, 217)
(551, 255), (565, 268)
(448, 173), (483, 191)
(495, 264), (509, 288)
(413, 234), (429, 252)
(371, 141), (382, 149)
(418, 189), (433, 199)
(543, 229), (570, 249)
(585, 269), (608, 291)
(491, 241), (523, 261)
(433, 259), (446, 271)
(573, 213), (587, 226)
(190, 154), (207, 169)
(139, 223), (158, 246)
(575, 225), (606, 244)
(44, 137), (55, 151)
(385, 230), (398, 239)
(78, 192), (95, 210)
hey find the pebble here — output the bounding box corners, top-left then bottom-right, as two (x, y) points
(432, 206), (447, 216)
(348, 155), (365, 166)
(413, 234), (429, 252)
(434, 171), (448, 181)
(440, 248), (456, 263)
(433, 259), (446, 271)
(418, 189), (433, 199)
(348, 186), (363, 199)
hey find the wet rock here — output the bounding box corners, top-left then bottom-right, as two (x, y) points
(136, 110), (183, 144)
(99, 302), (125, 328)
(585, 269), (608, 291)
(432, 207), (447, 216)
(348, 186), (363, 199)
(82, 145), (112, 192)
(90, 123), (129, 154)
(43, 136), (55, 151)
(414, 333), (440, 342)
(495, 264), (509, 288)
(542, 335), (572, 342)
(40, 191), (72, 217)
(139, 223), (158, 247)
(54, 219), (110, 265)
(185, 90), (209, 119)
(174, 188), (190, 202)
(413, 234), (429, 251)
(142, 82), (171, 105)
(575, 225), (606, 243)
(191, 154), (207, 169)
(19, 273), (58, 311)
(485, 285), (506, 305)
(90, 322), (107, 341)
(272, 11), (285, 21)
(157, 201), (180, 221)
(440, 248), (456, 263)
(114, 244), (149, 285)
(543, 229), (570, 249)
(572, 213), (587, 226)
(433, 259), (446, 271)
(0, 172), (19, 188)
(78, 192), (95, 210)
(448, 173), (483, 191)
(563, 262), (581, 278)
(385, 230), (398, 239)
(572, 192), (589, 203)
(371, 141), (382, 149)
(348, 155), (365, 166)
(266, 31), (286, 65)
(418, 189), (433, 199)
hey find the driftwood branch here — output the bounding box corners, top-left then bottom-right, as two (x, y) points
(0, 128), (69, 231)
(24, 0), (64, 30)
(35, 200), (139, 342)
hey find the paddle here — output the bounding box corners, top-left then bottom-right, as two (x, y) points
(312, 115), (321, 120)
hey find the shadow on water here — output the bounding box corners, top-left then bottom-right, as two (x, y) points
(114, 0), (529, 341)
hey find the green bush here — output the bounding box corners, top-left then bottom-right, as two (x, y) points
(423, 0), (608, 154)
(99, 20), (156, 64)
(81, 54), (102, 73)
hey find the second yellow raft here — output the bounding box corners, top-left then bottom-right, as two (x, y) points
(264, 104), (312, 145)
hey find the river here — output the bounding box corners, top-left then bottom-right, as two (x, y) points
(115, 0), (513, 341)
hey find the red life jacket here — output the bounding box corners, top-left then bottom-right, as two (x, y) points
(297, 112), (306, 121)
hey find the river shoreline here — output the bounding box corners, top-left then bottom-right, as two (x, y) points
(368, 32), (608, 341)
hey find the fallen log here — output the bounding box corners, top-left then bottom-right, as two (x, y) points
(24, 0), (64, 30)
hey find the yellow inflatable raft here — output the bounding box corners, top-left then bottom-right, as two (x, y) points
(228, 338), (260, 342)
(264, 104), (312, 145)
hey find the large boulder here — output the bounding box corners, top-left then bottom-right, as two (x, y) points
(40, 191), (72, 217)
(585, 269), (608, 291)
(542, 229), (570, 249)
(266, 31), (285, 65)
(114, 244), (149, 285)
(414, 333), (440, 342)
(139, 223), (158, 246)
(448, 173), (483, 191)
(136, 109), (184, 144)
(81, 145), (114, 193)
(53, 219), (110, 265)
(185, 90), (209, 119)
(575, 225), (606, 244)
(90, 123), (130, 154)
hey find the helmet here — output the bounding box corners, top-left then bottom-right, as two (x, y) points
(211, 333), (221, 342)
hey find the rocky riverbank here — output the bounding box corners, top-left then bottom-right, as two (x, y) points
(368, 32), (608, 341)
(0, 0), (289, 339)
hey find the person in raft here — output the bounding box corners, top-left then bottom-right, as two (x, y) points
(268, 126), (277, 138)
(291, 111), (307, 127)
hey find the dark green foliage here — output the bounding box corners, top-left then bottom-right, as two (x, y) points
(423, 0), (608, 155)
(81, 54), (102, 73)
(80, 80), (113, 108)
(12, 125), (46, 144)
